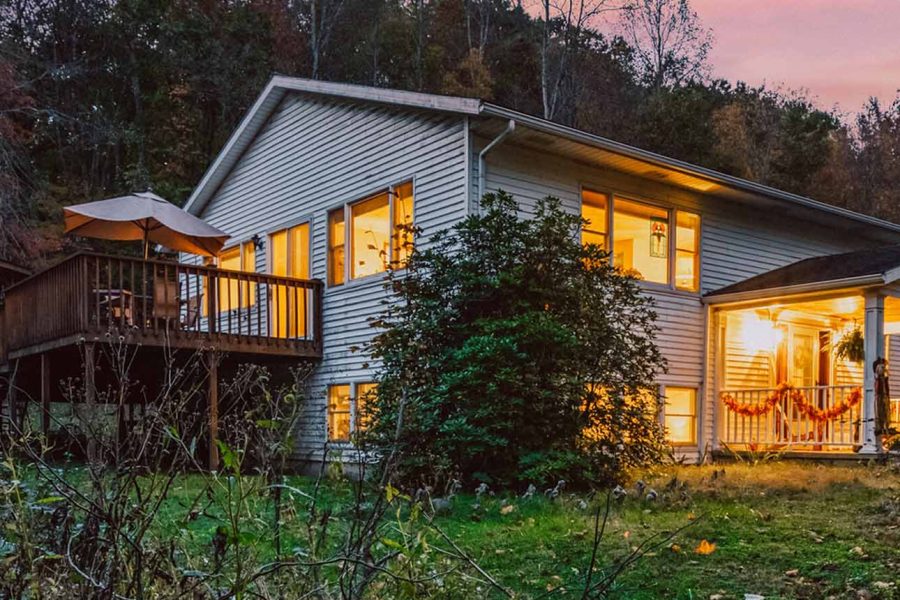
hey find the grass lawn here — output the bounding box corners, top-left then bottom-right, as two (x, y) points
(434, 461), (900, 599)
(19, 460), (900, 598)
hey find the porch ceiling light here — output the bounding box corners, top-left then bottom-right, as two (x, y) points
(742, 313), (783, 355)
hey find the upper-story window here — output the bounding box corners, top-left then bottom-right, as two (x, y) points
(328, 181), (414, 286)
(581, 189), (700, 292)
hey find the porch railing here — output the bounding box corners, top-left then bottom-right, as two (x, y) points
(720, 385), (862, 450)
(2, 252), (323, 358)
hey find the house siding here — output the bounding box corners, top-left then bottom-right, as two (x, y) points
(197, 93), (468, 460)
(194, 91), (896, 467)
(476, 138), (885, 459)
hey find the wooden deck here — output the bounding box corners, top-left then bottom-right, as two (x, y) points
(0, 252), (325, 469)
(0, 252), (323, 362)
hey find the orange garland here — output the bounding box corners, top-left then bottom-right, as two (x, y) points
(722, 383), (862, 423)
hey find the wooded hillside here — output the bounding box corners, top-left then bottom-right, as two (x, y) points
(2, 0), (900, 268)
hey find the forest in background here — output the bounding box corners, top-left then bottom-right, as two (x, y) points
(2, 0), (900, 269)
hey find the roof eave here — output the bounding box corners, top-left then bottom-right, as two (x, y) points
(479, 104), (900, 236)
(702, 274), (887, 306)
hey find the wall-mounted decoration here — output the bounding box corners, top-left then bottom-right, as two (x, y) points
(650, 218), (668, 258)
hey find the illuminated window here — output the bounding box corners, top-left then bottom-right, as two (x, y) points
(270, 223), (310, 337)
(209, 241), (255, 314)
(580, 191), (701, 291)
(676, 211), (700, 291)
(327, 384), (352, 442)
(582, 189), (608, 248)
(664, 387), (697, 446)
(392, 181), (414, 267)
(613, 198), (669, 284)
(355, 382), (377, 432)
(351, 193), (391, 279)
(327, 382), (376, 442)
(329, 181), (415, 286)
(328, 210), (345, 286)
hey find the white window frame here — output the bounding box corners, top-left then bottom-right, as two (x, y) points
(327, 381), (376, 444)
(580, 187), (702, 294)
(327, 179), (415, 287)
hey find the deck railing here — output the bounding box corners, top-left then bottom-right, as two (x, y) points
(720, 385), (862, 450)
(2, 252), (323, 358)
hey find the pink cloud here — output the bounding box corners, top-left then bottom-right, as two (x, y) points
(693, 0), (900, 112)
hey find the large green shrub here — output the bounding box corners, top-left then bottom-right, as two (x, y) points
(366, 192), (667, 488)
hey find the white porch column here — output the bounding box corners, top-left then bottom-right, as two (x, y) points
(860, 291), (884, 454)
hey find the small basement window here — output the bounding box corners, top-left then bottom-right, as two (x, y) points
(327, 382), (377, 442)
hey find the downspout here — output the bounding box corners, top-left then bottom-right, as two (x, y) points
(477, 119), (516, 210)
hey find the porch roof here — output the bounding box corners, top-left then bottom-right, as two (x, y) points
(704, 245), (900, 303)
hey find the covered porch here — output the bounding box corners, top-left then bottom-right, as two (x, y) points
(707, 247), (900, 455)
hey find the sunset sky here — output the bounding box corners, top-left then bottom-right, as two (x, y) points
(692, 0), (900, 114)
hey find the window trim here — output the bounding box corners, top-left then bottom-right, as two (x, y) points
(327, 178), (416, 288)
(207, 239), (257, 315)
(326, 381), (376, 444)
(661, 385), (698, 447)
(266, 219), (312, 281)
(267, 220), (312, 338)
(579, 184), (702, 294)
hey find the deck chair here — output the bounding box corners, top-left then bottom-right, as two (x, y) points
(152, 278), (180, 327)
(182, 294), (203, 330)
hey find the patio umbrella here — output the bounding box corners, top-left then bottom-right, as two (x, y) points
(64, 191), (230, 258)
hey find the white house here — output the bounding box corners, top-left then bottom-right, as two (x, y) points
(182, 75), (900, 465)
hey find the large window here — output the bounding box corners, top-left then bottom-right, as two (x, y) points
(327, 382), (375, 442)
(613, 199), (669, 284)
(270, 222), (310, 337)
(664, 387), (697, 446)
(581, 190), (700, 291)
(328, 181), (414, 286)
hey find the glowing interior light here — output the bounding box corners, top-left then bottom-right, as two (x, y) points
(742, 314), (783, 355)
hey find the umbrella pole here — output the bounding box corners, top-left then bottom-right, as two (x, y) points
(143, 229), (150, 259)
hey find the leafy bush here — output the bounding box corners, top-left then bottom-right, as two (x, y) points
(367, 192), (667, 488)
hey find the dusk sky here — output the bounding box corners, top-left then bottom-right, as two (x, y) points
(692, 0), (900, 114)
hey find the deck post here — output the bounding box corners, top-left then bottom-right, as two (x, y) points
(860, 291), (884, 454)
(84, 342), (97, 461)
(208, 350), (219, 471)
(40, 353), (50, 438)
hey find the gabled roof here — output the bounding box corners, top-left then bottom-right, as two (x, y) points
(704, 245), (900, 303)
(183, 75), (900, 240)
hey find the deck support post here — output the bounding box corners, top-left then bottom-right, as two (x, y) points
(40, 354), (50, 438)
(860, 291), (884, 455)
(84, 342), (97, 462)
(208, 350), (219, 471)
(5, 359), (20, 439)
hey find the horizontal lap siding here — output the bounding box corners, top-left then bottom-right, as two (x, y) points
(199, 94), (468, 458)
(480, 146), (706, 392)
(480, 141), (888, 459)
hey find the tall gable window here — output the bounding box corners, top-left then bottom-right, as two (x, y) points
(328, 181), (414, 286)
(581, 189), (700, 292)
